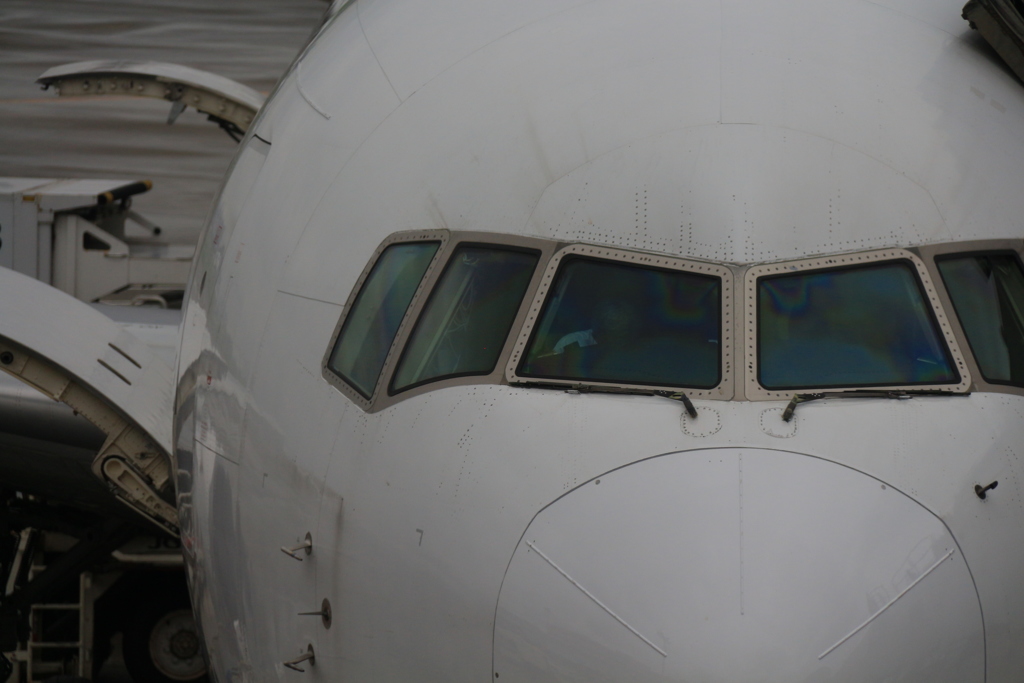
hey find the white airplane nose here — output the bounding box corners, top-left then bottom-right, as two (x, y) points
(494, 449), (983, 682)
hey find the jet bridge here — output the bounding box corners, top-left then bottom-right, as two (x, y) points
(0, 178), (193, 306)
(963, 0), (1024, 83)
(0, 268), (177, 535)
(36, 61), (265, 141)
(0, 178), (192, 682)
(0, 268), (195, 683)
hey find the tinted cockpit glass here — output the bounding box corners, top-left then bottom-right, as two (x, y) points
(392, 245), (539, 392)
(937, 253), (1024, 386)
(328, 241), (439, 397)
(758, 261), (957, 389)
(518, 257), (721, 388)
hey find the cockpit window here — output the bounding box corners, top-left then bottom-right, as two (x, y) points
(391, 245), (539, 392)
(517, 257), (721, 388)
(937, 253), (1024, 386)
(758, 261), (958, 389)
(327, 241), (439, 397)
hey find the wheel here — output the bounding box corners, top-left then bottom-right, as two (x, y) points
(123, 605), (208, 683)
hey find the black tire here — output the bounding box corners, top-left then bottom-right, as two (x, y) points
(122, 596), (208, 683)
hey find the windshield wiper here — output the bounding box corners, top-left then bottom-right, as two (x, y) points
(508, 381), (698, 418)
(781, 389), (968, 422)
(653, 390), (698, 418)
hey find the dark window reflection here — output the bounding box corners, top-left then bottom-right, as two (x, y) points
(519, 257), (721, 388)
(392, 245), (539, 392)
(937, 252), (1024, 386)
(758, 261), (957, 389)
(328, 242), (439, 397)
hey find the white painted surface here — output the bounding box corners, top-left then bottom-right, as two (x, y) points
(0, 267), (173, 454)
(495, 449), (981, 682)
(37, 60), (267, 113)
(173, 0), (1024, 681)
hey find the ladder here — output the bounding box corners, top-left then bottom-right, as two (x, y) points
(21, 568), (95, 682)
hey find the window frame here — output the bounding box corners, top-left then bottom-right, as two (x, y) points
(321, 230), (450, 410)
(323, 233), (1021, 411)
(386, 241), (543, 397)
(324, 231), (557, 413)
(505, 243), (735, 399)
(919, 238), (1024, 397)
(743, 248), (971, 400)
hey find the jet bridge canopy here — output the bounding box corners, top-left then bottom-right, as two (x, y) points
(36, 60), (266, 138)
(0, 267), (178, 535)
(963, 0), (1024, 84)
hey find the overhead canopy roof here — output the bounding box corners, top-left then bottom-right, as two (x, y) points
(964, 0), (1024, 84)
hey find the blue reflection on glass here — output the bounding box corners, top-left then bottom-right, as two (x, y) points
(520, 258), (721, 388)
(758, 262), (957, 389)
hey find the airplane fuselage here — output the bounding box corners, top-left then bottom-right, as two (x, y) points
(174, 1), (1024, 680)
